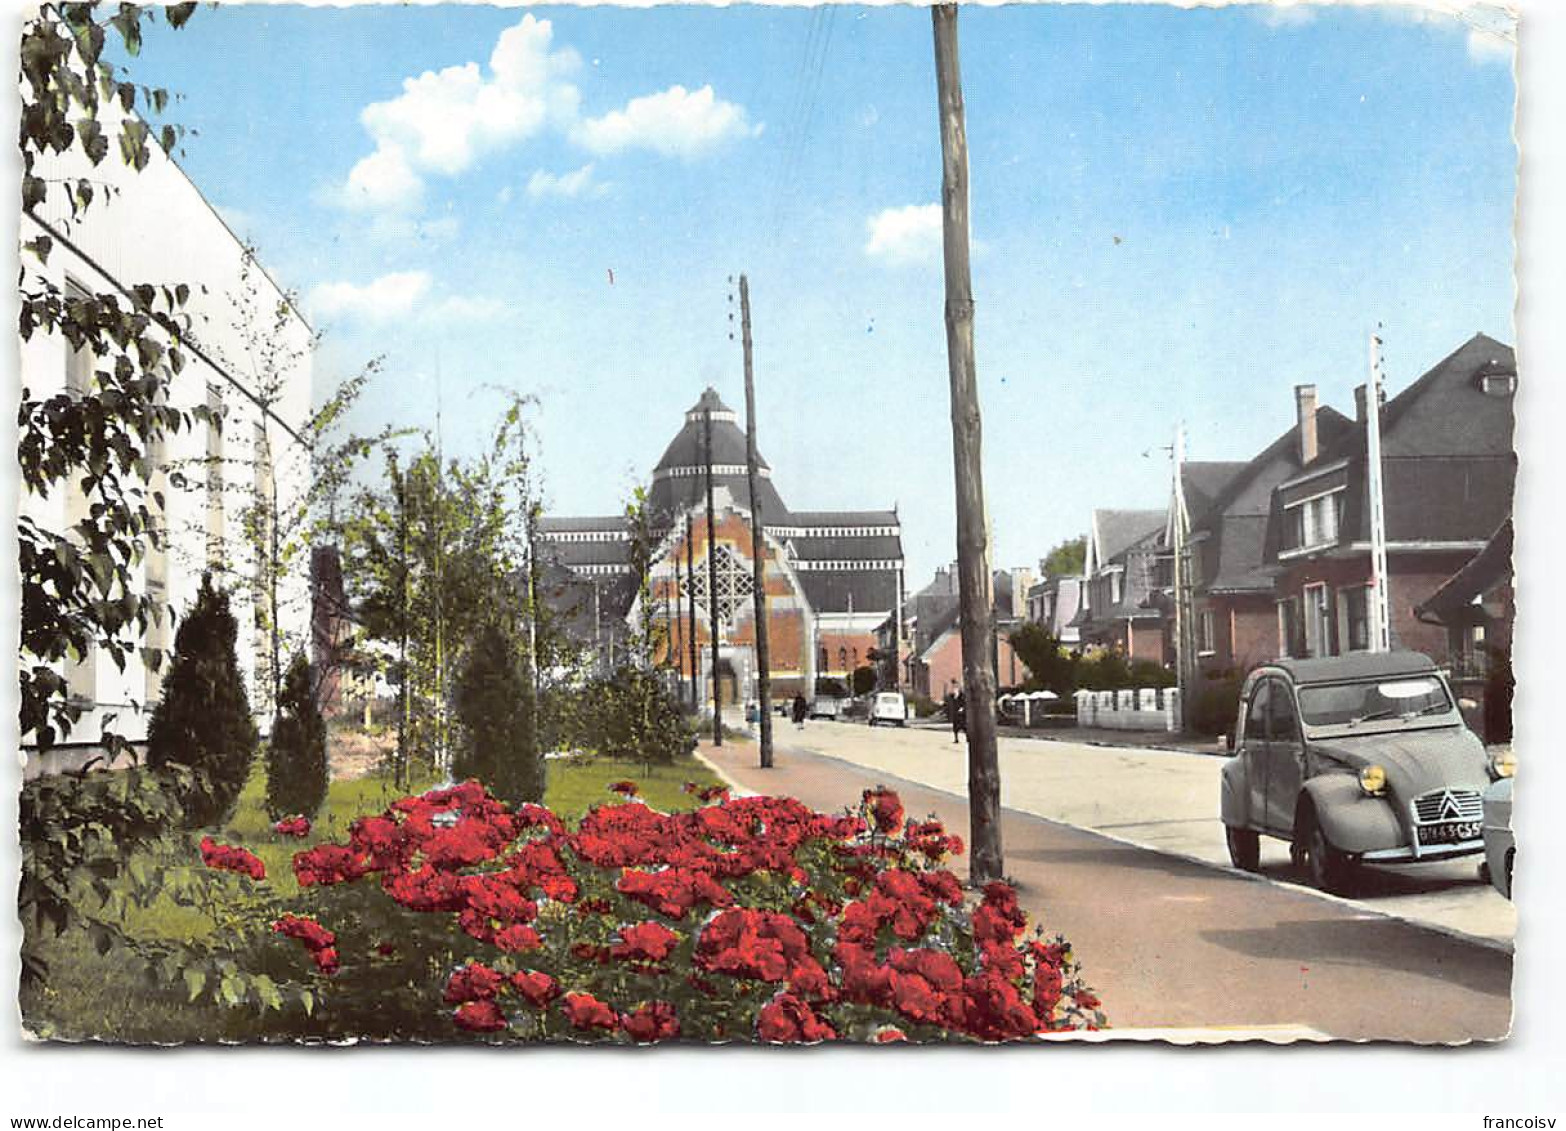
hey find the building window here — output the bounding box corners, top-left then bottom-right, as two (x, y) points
(1481, 373), (1516, 397)
(684, 544), (755, 632)
(1343, 586), (1371, 652)
(205, 383), (225, 565)
(1303, 584), (1331, 657)
(1198, 609), (1216, 656)
(819, 647), (828, 672)
(1288, 492), (1340, 551)
(1109, 573), (1121, 606)
(1278, 598), (1305, 659)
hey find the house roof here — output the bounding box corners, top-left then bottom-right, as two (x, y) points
(786, 534), (903, 561)
(1266, 334), (1516, 559)
(778, 510), (899, 528)
(1205, 514), (1273, 593)
(797, 569), (899, 616)
(1415, 518), (1513, 623)
(1181, 462), (1248, 521)
(1092, 509), (1166, 568)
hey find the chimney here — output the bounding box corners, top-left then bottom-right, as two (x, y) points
(1354, 382), (1387, 425)
(1295, 384), (1318, 465)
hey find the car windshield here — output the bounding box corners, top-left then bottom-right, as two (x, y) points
(1297, 676), (1452, 728)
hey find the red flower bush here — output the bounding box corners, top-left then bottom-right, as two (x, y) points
(259, 778), (1105, 1042)
(273, 816), (311, 837)
(199, 837), (266, 881)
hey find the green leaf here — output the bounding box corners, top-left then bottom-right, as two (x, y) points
(253, 974), (283, 1012)
(184, 967), (206, 1002)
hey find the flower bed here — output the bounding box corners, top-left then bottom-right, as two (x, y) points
(220, 779), (1104, 1042)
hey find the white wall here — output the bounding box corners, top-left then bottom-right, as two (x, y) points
(20, 116), (313, 753)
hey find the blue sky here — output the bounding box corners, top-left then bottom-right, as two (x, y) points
(129, 2), (1517, 589)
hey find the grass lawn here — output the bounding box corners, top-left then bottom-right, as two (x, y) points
(24, 750), (724, 1042)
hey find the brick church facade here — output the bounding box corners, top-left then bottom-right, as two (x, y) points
(537, 389), (905, 706)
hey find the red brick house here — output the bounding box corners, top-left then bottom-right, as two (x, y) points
(1263, 333), (1516, 663)
(1178, 394), (1354, 678)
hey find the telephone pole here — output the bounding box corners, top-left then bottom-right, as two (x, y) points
(738, 275), (774, 768)
(1171, 422), (1192, 731)
(933, 3), (1003, 887)
(685, 511), (699, 710)
(703, 407), (723, 745)
(1367, 328), (1392, 652)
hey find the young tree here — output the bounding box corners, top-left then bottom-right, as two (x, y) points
(1041, 536), (1087, 578)
(146, 574), (259, 827)
(18, 2), (201, 752)
(1008, 623), (1077, 694)
(264, 653), (329, 821)
(453, 623), (541, 803)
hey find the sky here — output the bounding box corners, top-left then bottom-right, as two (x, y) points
(124, 1), (1518, 590)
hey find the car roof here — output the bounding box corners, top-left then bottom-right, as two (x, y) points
(1254, 651), (1438, 686)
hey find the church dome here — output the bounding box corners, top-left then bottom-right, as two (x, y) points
(647, 387), (787, 520)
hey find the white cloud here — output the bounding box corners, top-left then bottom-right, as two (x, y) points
(527, 163), (606, 200)
(334, 14), (580, 212)
(307, 271), (432, 323)
(1257, 4), (1318, 28)
(572, 85), (761, 158)
(423, 295), (510, 324)
(339, 144), (425, 213)
(865, 204), (943, 266)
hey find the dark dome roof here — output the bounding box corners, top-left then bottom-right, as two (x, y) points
(647, 388), (786, 521)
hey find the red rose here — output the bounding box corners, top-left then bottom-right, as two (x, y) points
(453, 1000), (508, 1033)
(861, 788), (905, 835)
(756, 994), (836, 1043)
(199, 837), (266, 881)
(561, 991), (619, 1031)
(443, 962), (505, 1004)
(510, 970), (559, 1007)
(273, 816), (311, 837)
(492, 924), (544, 953)
(875, 1026), (908, 1043)
(311, 947), (340, 975)
(621, 1000), (680, 1043)
(610, 921), (680, 964)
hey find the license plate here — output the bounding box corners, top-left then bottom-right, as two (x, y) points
(1416, 821), (1481, 846)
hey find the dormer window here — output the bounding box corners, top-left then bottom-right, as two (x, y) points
(1476, 358), (1517, 397)
(1481, 372), (1516, 397)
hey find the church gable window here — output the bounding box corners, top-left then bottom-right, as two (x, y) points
(685, 543), (756, 627)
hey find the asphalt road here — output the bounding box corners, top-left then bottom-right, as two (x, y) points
(699, 723), (1514, 1042)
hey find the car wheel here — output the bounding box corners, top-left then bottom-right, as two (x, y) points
(1225, 826), (1260, 872)
(1301, 812), (1351, 895)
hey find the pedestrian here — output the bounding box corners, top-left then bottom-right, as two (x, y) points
(791, 692), (808, 731)
(950, 689), (966, 744)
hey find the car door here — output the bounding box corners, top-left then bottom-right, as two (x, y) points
(1264, 680), (1306, 835)
(1239, 680), (1272, 826)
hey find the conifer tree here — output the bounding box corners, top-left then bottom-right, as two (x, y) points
(264, 653), (328, 821)
(453, 622), (541, 804)
(147, 575), (258, 827)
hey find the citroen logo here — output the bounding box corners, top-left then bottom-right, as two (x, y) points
(1438, 791), (1463, 820)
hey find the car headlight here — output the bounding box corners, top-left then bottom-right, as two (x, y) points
(1489, 749), (1517, 779)
(1358, 764), (1387, 795)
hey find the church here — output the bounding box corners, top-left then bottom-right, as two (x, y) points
(537, 389), (905, 706)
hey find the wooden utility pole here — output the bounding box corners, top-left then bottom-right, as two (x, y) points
(739, 275), (775, 768)
(703, 407), (723, 745)
(933, 3), (1003, 888)
(685, 511), (699, 710)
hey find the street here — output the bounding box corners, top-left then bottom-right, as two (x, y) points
(700, 719), (1514, 1042)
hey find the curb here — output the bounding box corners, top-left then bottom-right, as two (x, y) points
(766, 742), (1515, 957)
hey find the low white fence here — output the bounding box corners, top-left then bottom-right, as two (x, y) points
(1075, 687), (1182, 733)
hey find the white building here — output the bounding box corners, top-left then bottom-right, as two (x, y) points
(20, 114), (314, 768)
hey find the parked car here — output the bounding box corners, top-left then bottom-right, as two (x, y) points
(1219, 652), (1513, 893)
(809, 697), (842, 721)
(869, 691), (909, 727)
(1481, 773), (1515, 899)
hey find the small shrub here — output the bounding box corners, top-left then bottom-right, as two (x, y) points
(1189, 673), (1242, 737)
(265, 653), (329, 822)
(147, 575), (259, 827)
(454, 624), (541, 804)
